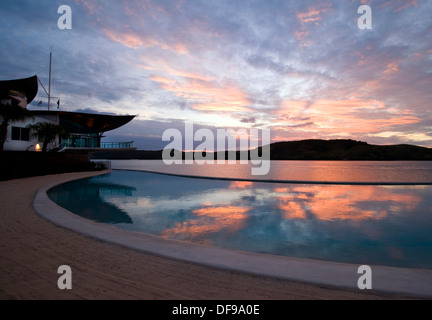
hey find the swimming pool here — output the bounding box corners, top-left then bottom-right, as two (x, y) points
(47, 169), (432, 270)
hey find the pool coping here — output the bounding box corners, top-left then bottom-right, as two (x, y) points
(33, 170), (432, 299)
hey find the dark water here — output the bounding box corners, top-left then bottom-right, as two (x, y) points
(48, 165), (432, 269)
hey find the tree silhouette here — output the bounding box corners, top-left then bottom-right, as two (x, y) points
(27, 122), (67, 152)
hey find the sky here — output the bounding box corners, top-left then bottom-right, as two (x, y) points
(1, 0), (432, 150)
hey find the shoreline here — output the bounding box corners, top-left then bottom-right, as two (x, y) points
(0, 171), (428, 299)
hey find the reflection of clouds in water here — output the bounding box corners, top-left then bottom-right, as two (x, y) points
(102, 178), (424, 246)
(106, 187), (255, 214)
(66, 171), (432, 268)
(105, 180), (271, 219)
(161, 206), (251, 244)
(274, 185), (421, 222)
(229, 181), (254, 189)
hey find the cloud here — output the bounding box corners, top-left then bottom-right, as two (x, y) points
(240, 117), (256, 124)
(270, 99), (421, 140)
(296, 3), (331, 24)
(103, 29), (146, 49)
(151, 75), (252, 113)
(1, 0), (431, 147)
(74, 0), (99, 14)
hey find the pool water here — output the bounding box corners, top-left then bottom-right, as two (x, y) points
(48, 169), (432, 269)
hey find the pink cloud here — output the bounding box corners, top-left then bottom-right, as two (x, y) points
(394, 0), (419, 12)
(102, 27), (189, 54)
(272, 99), (420, 135)
(383, 62), (400, 75)
(379, 0), (419, 12)
(296, 5), (330, 24)
(294, 4), (331, 47)
(103, 28), (145, 48)
(151, 74), (252, 113)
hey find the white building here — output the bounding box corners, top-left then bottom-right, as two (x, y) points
(1, 75), (136, 152)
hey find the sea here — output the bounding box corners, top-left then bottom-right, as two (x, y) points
(106, 160), (432, 184)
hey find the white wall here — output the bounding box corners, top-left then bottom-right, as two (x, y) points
(4, 116), (58, 152)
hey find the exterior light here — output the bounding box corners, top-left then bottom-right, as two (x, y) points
(35, 143), (41, 152)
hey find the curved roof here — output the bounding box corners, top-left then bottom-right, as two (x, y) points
(30, 110), (136, 134)
(0, 75), (38, 104)
(59, 111), (136, 134)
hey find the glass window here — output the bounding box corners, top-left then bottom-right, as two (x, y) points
(11, 126), (30, 141)
(11, 127), (20, 140)
(21, 128), (30, 141)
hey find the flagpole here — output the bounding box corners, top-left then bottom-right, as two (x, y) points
(48, 47), (52, 111)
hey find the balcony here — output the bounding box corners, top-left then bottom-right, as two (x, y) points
(57, 140), (136, 153)
(100, 141), (135, 149)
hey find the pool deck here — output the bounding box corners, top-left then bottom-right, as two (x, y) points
(1, 170), (431, 299)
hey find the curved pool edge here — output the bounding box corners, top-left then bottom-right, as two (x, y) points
(33, 170), (432, 299)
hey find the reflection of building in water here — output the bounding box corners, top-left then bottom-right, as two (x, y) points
(98, 186), (134, 197)
(48, 180), (136, 224)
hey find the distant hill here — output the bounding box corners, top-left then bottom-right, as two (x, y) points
(268, 139), (432, 160)
(91, 139), (432, 161)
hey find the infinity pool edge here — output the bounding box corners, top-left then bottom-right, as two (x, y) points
(33, 170), (432, 299)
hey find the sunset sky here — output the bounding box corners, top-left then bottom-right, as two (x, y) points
(1, 0), (432, 149)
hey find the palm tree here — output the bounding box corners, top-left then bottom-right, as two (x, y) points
(0, 102), (34, 151)
(27, 122), (67, 152)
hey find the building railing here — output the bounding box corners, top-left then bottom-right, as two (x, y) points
(55, 141), (134, 151)
(100, 141), (134, 149)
